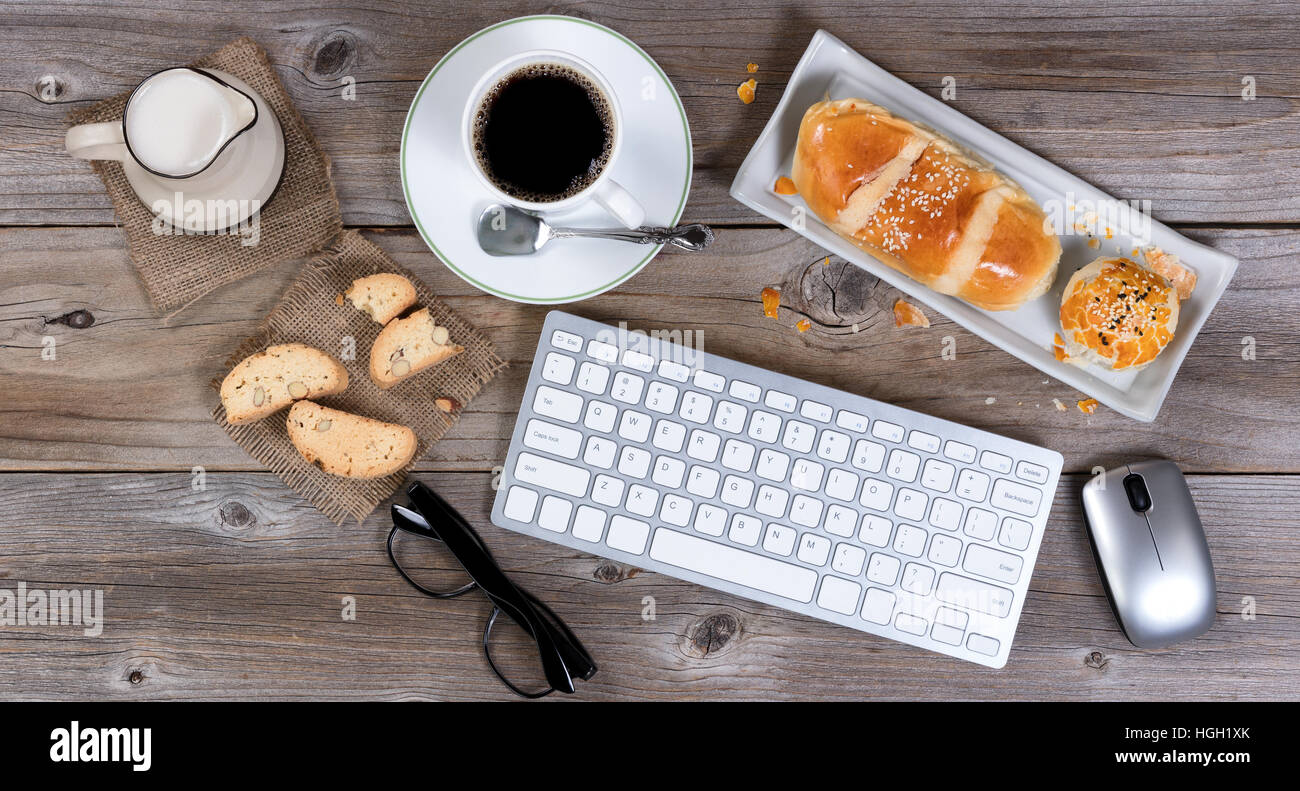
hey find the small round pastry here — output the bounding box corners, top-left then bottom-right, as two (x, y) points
(1059, 257), (1179, 371)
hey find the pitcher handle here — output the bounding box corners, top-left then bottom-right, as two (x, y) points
(65, 122), (129, 162)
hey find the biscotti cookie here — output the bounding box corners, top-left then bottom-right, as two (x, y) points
(369, 307), (464, 389)
(286, 401), (417, 479)
(220, 343), (349, 425)
(343, 273), (417, 325)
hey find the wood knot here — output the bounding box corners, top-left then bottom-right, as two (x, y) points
(48, 309), (94, 329)
(36, 75), (66, 103)
(592, 562), (639, 583)
(794, 256), (883, 328)
(128, 669), (145, 685)
(313, 31), (357, 77)
(1084, 650), (1110, 671)
(218, 501), (255, 528)
(684, 613), (740, 658)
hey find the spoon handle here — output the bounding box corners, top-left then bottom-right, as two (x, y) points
(550, 223), (714, 251)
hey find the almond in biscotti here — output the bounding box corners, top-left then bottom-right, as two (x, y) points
(220, 343), (349, 425)
(344, 273), (418, 325)
(368, 307), (464, 389)
(286, 400), (417, 479)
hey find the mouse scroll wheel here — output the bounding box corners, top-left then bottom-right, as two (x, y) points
(1123, 473), (1152, 512)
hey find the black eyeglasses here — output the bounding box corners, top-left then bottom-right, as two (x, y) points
(387, 481), (597, 698)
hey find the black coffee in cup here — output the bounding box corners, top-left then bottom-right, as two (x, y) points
(472, 63), (614, 203)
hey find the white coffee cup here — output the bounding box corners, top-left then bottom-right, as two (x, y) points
(462, 50), (645, 229)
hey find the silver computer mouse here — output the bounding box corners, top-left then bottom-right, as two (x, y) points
(1080, 460), (1216, 648)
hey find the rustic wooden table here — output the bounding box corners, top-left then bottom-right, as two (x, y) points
(1, 1), (1297, 701)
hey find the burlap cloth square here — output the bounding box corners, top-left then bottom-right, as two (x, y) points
(211, 231), (506, 523)
(66, 37), (341, 313)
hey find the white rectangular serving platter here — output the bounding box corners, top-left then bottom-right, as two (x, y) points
(730, 29), (1238, 422)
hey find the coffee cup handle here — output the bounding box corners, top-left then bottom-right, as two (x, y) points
(65, 122), (129, 162)
(593, 179), (646, 229)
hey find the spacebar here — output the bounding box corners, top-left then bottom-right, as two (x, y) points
(649, 528), (818, 603)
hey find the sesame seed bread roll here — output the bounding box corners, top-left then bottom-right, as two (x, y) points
(1059, 257), (1179, 371)
(286, 401), (417, 479)
(220, 343), (349, 425)
(791, 99), (1061, 311)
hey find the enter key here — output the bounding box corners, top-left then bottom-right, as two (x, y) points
(963, 543), (1023, 585)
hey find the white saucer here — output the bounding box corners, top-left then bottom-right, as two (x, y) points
(401, 15), (692, 303)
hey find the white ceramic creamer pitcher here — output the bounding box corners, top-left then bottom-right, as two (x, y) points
(66, 67), (285, 233)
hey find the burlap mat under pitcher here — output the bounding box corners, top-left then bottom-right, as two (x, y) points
(211, 231), (506, 523)
(67, 37), (341, 313)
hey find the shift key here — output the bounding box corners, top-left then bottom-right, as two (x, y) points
(514, 452), (590, 497)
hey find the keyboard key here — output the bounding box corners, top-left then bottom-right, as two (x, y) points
(514, 453), (590, 497)
(781, 420), (816, 453)
(765, 390), (796, 413)
(686, 466), (721, 498)
(625, 485), (658, 517)
(816, 430), (851, 463)
(729, 513), (762, 546)
(817, 576), (861, 615)
(721, 475), (755, 508)
(790, 458), (824, 491)
(928, 498), (962, 531)
(611, 372), (645, 405)
(920, 459), (956, 492)
(583, 436), (616, 469)
(999, 517), (1033, 551)
(618, 447), (651, 479)
(643, 381), (679, 414)
(936, 572), (1014, 617)
(931, 622), (965, 646)
(583, 401), (616, 433)
(895, 613), (928, 636)
(587, 340), (618, 363)
(861, 587), (896, 624)
(928, 534), (962, 567)
(979, 450), (1013, 474)
(832, 542), (867, 575)
(686, 429), (721, 462)
(763, 524), (797, 556)
(872, 420), (904, 443)
(693, 370), (726, 393)
(748, 411), (782, 443)
(990, 478), (1042, 517)
(956, 469), (991, 501)
(755, 485), (789, 518)
(1016, 461), (1050, 485)
(652, 419), (686, 452)
(851, 439), (886, 473)
(867, 553), (901, 585)
(617, 410), (652, 443)
(537, 496), (572, 532)
(533, 386), (583, 423)
(576, 361), (610, 394)
(755, 449), (790, 482)
(797, 533), (831, 565)
(649, 528), (817, 602)
(963, 508), (997, 541)
(607, 515), (650, 554)
(790, 494), (823, 527)
(943, 440), (977, 464)
(824, 468), (859, 502)
(800, 400), (832, 423)
(551, 329), (583, 352)
(652, 455), (686, 488)
(729, 380), (761, 402)
(967, 633), (1001, 656)
(859, 478), (894, 511)
(859, 514), (892, 547)
(591, 474), (624, 507)
(622, 349), (654, 372)
(712, 401), (747, 433)
(541, 352), (575, 385)
(964, 544), (1024, 584)
(657, 359), (691, 383)
(679, 391), (713, 423)
(886, 448), (921, 482)
(694, 504), (727, 536)
(893, 524), (927, 557)
(901, 563), (935, 595)
(907, 430), (940, 453)
(895, 488), (928, 521)
(572, 506), (606, 542)
(523, 419), (582, 459)
(503, 486), (538, 523)
(836, 410), (870, 433)
(721, 439), (755, 472)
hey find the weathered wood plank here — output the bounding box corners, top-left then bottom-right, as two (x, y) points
(1, 226), (1296, 473)
(3, 0), (1299, 225)
(0, 471), (1292, 701)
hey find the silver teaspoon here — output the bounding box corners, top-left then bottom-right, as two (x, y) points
(476, 203), (713, 256)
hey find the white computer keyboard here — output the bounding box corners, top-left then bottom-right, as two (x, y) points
(490, 311), (1063, 667)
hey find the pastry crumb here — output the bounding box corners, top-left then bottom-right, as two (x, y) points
(984, 397), (996, 405)
(1077, 398), (1099, 414)
(1143, 246), (1198, 300)
(795, 318), (811, 333)
(1052, 398), (1067, 412)
(335, 293), (345, 306)
(773, 176), (797, 195)
(893, 299), (930, 328)
(761, 287), (780, 319)
(737, 79), (757, 104)
(746, 62), (758, 73)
